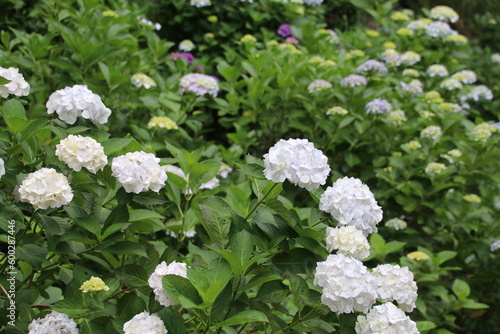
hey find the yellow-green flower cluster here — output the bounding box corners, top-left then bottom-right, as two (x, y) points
(471, 123), (497, 142)
(321, 60), (336, 67)
(424, 91), (444, 104)
(390, 11), (410, 21)
(131, 73), (157, 89)
(387, 109), (407, 126)
(279, 43), (302, 54)
(438, 102), (462, 113)
(407, 251), (430, 261)
(207, 15), (218, 22)
(463, 194), (481, 203)
(420, 125), (442, 140)
(309, 56), (325, 64)
(396, 28), (413, 36)
(425, 162), (447, 175)
(383, 41), (396, 49)
(366, 30), (380, 37)
(430, 5), (459, 23)
(240, 34), (257, 43)
(347, 49), (365, 58)
(403, 69), (419, 77)
(402, 140), (421, 151)
(326, 106), (348, 116)
(103, 10), (119, 17)
(441, 149), (463, 163)
(80, 276), (109, 293)
(148, 116), (179, 130)
(418, 110), (435, 118)
(446, 34), (467, 44)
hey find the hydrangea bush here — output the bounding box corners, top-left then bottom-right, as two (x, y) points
(0, 1), (499, 333)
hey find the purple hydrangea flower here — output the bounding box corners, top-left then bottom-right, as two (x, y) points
(285, 37), (299, 44)
(171, 52), (195, 64)
(278, 24), (292, 37)
(365, 98), (392, 114)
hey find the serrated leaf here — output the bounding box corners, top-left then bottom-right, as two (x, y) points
(16, 244), (47, 268)
(162, 275), (202, 308)
(213, 310), (268, 328)
(199, 196), (232, 242)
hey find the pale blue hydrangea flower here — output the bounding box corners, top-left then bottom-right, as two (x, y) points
(340, 74), (367, 87)
(365, 98), (392, 114)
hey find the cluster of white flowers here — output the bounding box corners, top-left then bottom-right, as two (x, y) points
(385, 218), (407, 230)
(340, 74), (367, 87)
(0, 66), (30, 98)
(198, 177), (220, 190)
(386, 109), (407, 126)
(491, 240), (500, 252)
(402, 140), (422, 151)
(356, 60), (388, 74)
(440, 78), (463, 90)
(468, 85), (493, 101)
(492, 54), (500, 63)
(19, 168), (73, 210)
(46, 85), (112, 124)
(365, 98), (392, 115)
(179, 73), (219, 97)
(0, 158), (5, 178)
(123, 311), (168, 334)
(425, 162), (447, 175)
(28, 311), (78, 334)
(471, 123), (497, 142)
(372, 264), (418, 311)
(55, 135), (107, 173)
(179, 39), (195, 51)
(307, 79), (332, 93)
(401, 80), (423, 94)
(407, 19), (431, 31)
(263, 138), (330, 191)
(427, 64), (448, 77)
(131, 73), (157, 89)
(430, 5), (459, 23)
(401, 51), (421, 65)
(355, 302), (419, 334)
(451, 70), (476, 84)
(111, 151), (167, 193)
(191, 0), (212, 7)
(314, 254), (376, 313)
(426, 22), (457, 38)
(320, 177), (383, 235)
(420, 125), (442, 140)
(138, 17), (161, 30)
(148, 261), (188, 307)
(326, 106), (349, 116)
(403, 69), (420, 77)
(218, 163), (233, 179)
(441, 149), (463, 164)
(325, 226), (370, 260)
(381, 49), (402, 66)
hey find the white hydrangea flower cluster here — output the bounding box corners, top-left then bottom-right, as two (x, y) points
(425, 162), (447, 175)
(355, 302), (419, 334)
(356, 60), (388, 74)
(111, 151), (167, 193)
(326, 106), (349, 116)
(131, 73), (157, 89)
(319, 177), (383, 235)
(28, 311), (78, 334)
(468, 85), (493, 101)
(420, 125), (442, 140)
(491, 240), (500, 253)
(403, 69), (420, 77)
(381, 49), (402, 66)
(386, 109), (407, 126)
(148, 261), (188, 307)
(198, 177), (220, 190)
(218, 163), (233, 179)
(19, 168), (73, 210)
(147, 116), (178, 130)
(307, 79), (332, 93)
(401, 80), (423, 94)
(365, 98), (392, 115)
(0, 158), (5, 178)
(263, 138), (330, 191)
(372, 264), (418, 312)
(314, 254), (376, 313)
(451, 70), (476, 84)
(440, 149), (463, 164)
(191, 0), (212, 7)
(430, 5), (459, 23)
(407, 19), (431, 31)
(471, 123), (497, 142)
(179, 39), (195, 51)
(46, 85), (111, 125)
(0, 66), (30, 98)
(427, 64), (448, 77)
(440, 78), (463, 90)
(385, 218), (407, 230)
(426, 22), (457, 38)
(492, 54), (500, 63)
(340, 74), (367, 87)
(138, 17), (161, 30)
(325, 226), (370, 260)
(179, 73), (219, 97)
(55, 135), (107, 173)
(123, 311), (168, 334)
(401, 51), (421, 65)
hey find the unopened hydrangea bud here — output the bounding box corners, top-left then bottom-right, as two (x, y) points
(19, 168), (73, 210)
(407, 251), (430, 261)
(0, 66), (30, 98)
(28, 311), (78, 334)
(80, 276), (109, 293)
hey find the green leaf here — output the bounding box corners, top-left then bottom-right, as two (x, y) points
(101, 138), (132, 155)
(452, 279), (470, 301)
(416, 321), (437, 333)
(435, 250), (457, 266)
(2, 99), (29, 134)
(101, 241), (147, 257)
(16, 244), (47, 268)
(213, 310), (268, 328)
(231, 230), (254, 263)
(198, 196), (232, 242)
(256, 281), (288, 303)
(162, 275), (202, 308)
(461, 300), (489, 309)
(129, 209), (164, 222)
(65, 206), (101, 236)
